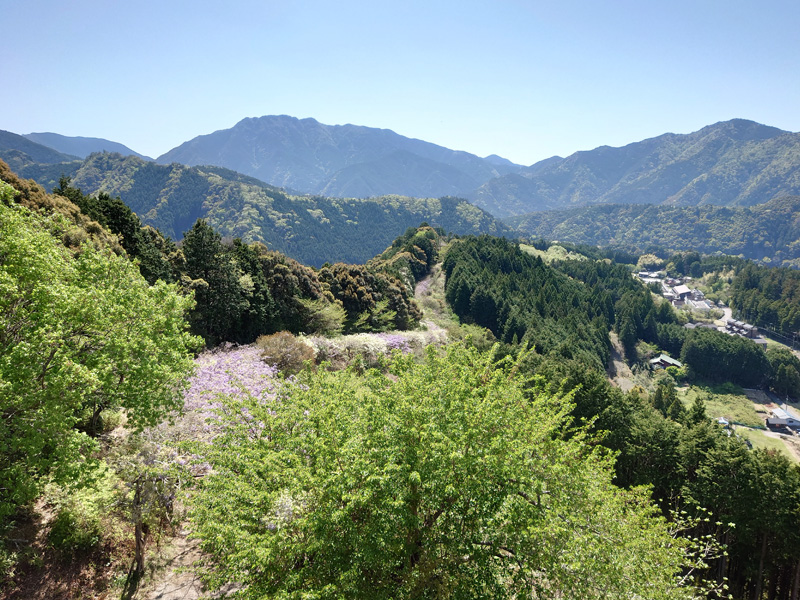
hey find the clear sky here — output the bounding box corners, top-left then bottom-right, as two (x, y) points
(3, 0), (799, 166)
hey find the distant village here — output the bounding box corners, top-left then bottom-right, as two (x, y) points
(637, 270), (769, 368)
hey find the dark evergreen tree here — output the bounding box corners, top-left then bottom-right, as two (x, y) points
(182, 219), (247, 345)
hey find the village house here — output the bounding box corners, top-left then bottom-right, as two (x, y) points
(649, 354), (683, 369)
(766, 407), (800, 432)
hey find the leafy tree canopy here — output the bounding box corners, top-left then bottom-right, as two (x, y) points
(0, 193), (199, 525)
(190, 344), (692, 599)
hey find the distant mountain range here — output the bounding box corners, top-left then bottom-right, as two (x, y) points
(23, 132), (152, 160)
(9, 152), (508, 266)
(0, 129), (79, 169)
(508, 195), (800, 267)
(5, 117), (800, 220)
(5, 116), (800, 265)
(469, 119), (800, 217)
(156, 115), (523, 198)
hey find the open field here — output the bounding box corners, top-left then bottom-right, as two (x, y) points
(735, 427), (800, 462)
(677, 384), (765, 428)
(676, 385), (800, 462)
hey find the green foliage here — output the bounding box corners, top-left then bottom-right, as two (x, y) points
(23, 153), (510, 267)
(47, 477), (114, 554)
(443, 236), (615, 370)
(190, 345), (691, 599)
(182, 219), (251, 345)
(0, 179), (15, 202)
(53, 176), (177, 284)
(369, 224), (441, 291)
(255, 332), (316, 375)
(296, 297), (346, 335)
(319, 262), (422, 332)
(0, 200), (198, 527)
(636, 253), (665, 271)
(519, 242), (588, 263)
(765, 347), (800, 398)
(680, 328), (770, 387)
(731, 261), (800, 340)
(510, 198), (800, 268)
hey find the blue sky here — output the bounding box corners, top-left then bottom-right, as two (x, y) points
(3, 0), (799, 165)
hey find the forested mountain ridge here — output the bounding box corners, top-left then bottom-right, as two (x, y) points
(508, 195), (800, 267)
(0, 129), (80, 171)
(23, 132), (152, 160)
(156, 114), (523, 198)
(468, 119), (800, 217)
(15, 152), (510, 266)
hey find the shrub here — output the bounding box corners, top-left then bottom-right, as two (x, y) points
(0, 548), (18, 585)
(49, 505), (103, 554)
(45, 468), (120, 556)
(256, 332), (315, 375)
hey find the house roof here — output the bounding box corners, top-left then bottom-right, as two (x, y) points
(772, 407), (792, 420)
(649, 354), (683, 368)
(673, 285), (691, 295)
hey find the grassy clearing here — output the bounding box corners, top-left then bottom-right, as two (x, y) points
(735, 428), (798, 462)
(519, 243), (588, 263)
(764, 337), (795, 352)
(677, 383), (765, 428)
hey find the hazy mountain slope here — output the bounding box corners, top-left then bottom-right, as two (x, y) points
(61, 152), (509, 266)
(24, 132), (152, 160)
(320, 150), (482, 198)
(156, 115), (520, 197)
(508, 195), (800, 266)
(470, 119), (800, 217)
(0, 130), (79, 168)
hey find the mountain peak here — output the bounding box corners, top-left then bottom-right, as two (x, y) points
(699, 118), (787, 141)
(156, 115), (522, 197)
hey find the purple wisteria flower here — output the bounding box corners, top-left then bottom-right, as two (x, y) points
(415, 277), (432, 296)
(376, 333), (412, 354)
(182, 344), (280, 434)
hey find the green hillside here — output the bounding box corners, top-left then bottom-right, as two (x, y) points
(508, 195), (800, 266)
(18, 152), (510, 266)
(471, 119), (800, 217)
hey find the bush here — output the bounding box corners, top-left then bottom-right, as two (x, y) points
(256, 332), (315, 375)
(49, 505), (103, 554)
(0, 548), (18, 585)
(45, 467), (120, 556)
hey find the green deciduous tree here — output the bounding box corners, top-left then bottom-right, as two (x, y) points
(767, 347), (800, 399)
(0, 198), (198, 526)
(190, 344), (694, 599)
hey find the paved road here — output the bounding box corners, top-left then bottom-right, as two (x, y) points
(714, 306), (733, 328)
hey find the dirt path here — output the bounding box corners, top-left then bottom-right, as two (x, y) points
(141, 527), (204, 600)
(606, 332), (635, 392)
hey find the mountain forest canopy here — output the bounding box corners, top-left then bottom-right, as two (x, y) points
(11, 152), (509, 267)
(508, 196), (800, 268)
(6, 115), (800, 600)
